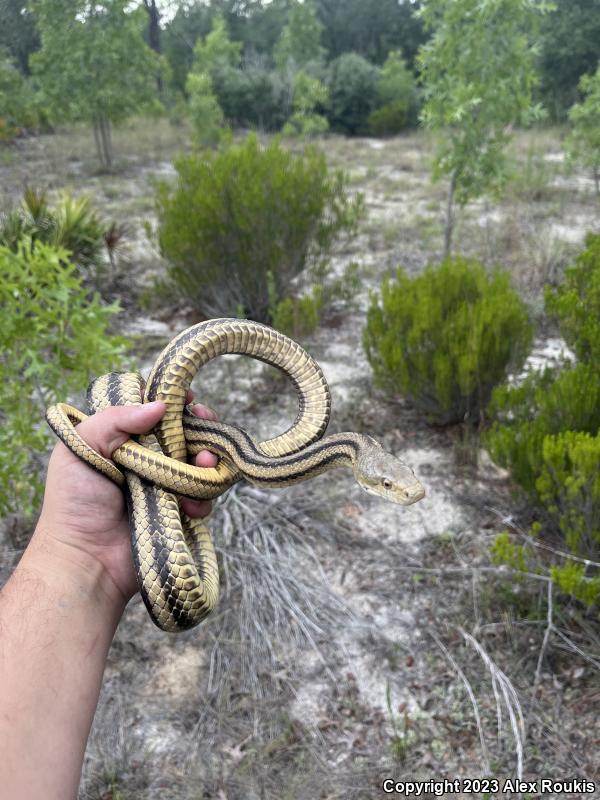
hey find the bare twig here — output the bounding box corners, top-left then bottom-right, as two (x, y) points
(532, 580), (554, 701)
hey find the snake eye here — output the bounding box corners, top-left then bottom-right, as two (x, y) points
(382, 478), (393, 490)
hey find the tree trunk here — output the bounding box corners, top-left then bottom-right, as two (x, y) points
(104, 115), (113, 169)
(92, 118), (104, 167)
(95, 113), (113, 171)
(143, 0), (163, 91)
(444, 172), (457, 260)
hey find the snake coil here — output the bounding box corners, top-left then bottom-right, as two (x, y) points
(46, 318), (424, 632)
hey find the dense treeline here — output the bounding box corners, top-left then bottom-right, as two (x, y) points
(1, 0), (599, 142)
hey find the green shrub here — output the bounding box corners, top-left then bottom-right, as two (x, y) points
(486, 234), (600, 607)
(537, 431), (600, 560)
(326, 53), (381, 135)
(155, 134), (363, 321)
(0, 240), (128, 518)
(368, 101), (411, 137)
(545, 232), (600, 364)
(363, 257), (533, 425)
(486, 363), (600, 497)
(0, 188), (109, 275)
(272, 288), (323, 340)
(272, 261), (360, 340)
(487, 233), (600, 496)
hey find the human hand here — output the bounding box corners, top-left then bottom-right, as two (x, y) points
(35, 397), (219, 605)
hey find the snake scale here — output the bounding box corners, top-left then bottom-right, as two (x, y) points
(46, 318), (425, 633)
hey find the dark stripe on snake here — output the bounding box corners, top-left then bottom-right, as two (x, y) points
(125, 476), (160, 622)
(185, 420), (359, 473)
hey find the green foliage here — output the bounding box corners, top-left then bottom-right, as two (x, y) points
(417, 0), (547, 254)
(418, 0), (545, 202)
(314, 0), (426, 68)
(272, 287), (324, 340)
(486, 364), (600, 496)
(538, 0), (600, 120)
(550, 560), (600, 607)
(538, 431), (600, 556)
(0, 1), (39, 75)
(155, 134), (362, 322)
(282, 71), (329, 138)
(364, 257), (533, 425)
(270, 261), (360, 340)
(274, 2), (325, 72)
(191, 14), (242, 76)
(185, 72), (228, 148)
(546, 233), (600, 362)
(368, 50), (419, 136)
(327, 53), (381, 135)
(0, 240), (127, 518)
(487, 234), (600, 607)
(0, 49), (40, 140)
(491, 232), (600, 497)
(214, 63), (288, 131)
(162, 4), (213, 93)
(30, 0), (165, 168)
(491, 531), (527, 573)
(187, 14), (285, 131)
(0, 188), (108, 275)
(565, 67), (600, 193)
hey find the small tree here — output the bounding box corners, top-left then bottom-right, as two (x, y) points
(565, 66), (600, 195)
(282, 71), (329, 138)
(30, 0), (164, 169)
(417, 0), (546, 257)
(190, 14), (242, 77)
(274, 1), (325, 72)
(185, 72), (227, 148)
(368, 49), (419, 136)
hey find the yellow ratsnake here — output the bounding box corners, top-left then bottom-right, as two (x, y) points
(46, 318), (425, 632)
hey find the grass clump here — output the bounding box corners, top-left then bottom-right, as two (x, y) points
(363, 257), (533, 425)
(0, 187), (112, 278)
(155, 133), (362, 322)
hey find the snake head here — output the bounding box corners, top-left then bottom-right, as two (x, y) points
(353, 439), (425, 506)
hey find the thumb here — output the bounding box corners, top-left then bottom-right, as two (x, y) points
(74, 401), (166, 460)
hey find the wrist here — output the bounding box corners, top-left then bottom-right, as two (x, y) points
(23, 523), (129, 622)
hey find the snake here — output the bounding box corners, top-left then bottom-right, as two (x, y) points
(46, 318), (425, 633)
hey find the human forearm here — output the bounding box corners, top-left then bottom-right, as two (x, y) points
(0, 528), (127, 800)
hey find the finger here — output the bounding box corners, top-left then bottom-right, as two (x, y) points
(74, 401), (166, 460)
(180, 497), (212, 518)
(190, 402), (218, 421)
(195, 449), (218, 468)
